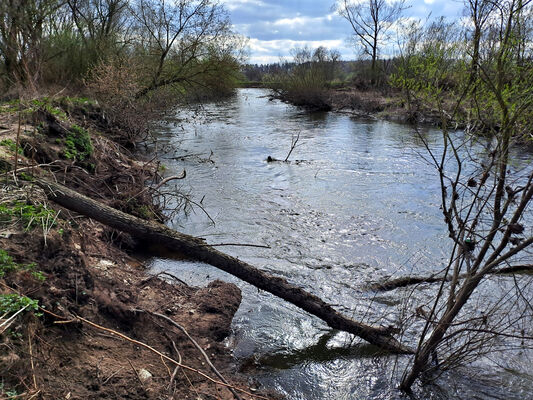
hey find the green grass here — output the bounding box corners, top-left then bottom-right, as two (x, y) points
(59, 96), (97, 106)
(0, 293), (40, 315)
(0, 98), (68, 120)
(0, 383), (19, 399)
(0, 249), (20, 278)
(0, 249), (46, 282)
(0, 201), (57, 231)
(0, 139), (23, 155)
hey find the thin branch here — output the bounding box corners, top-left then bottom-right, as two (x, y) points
(137, 309), (243, 400)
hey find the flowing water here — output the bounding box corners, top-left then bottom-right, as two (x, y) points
(149, 88), (533, 399)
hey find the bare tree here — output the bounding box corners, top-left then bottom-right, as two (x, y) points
(335, 0), (408, 84)
(129, 0), (238, 98)
(399, 0), (533, 391)
(67, 0), (130, 52)
(0, 0), (64, 88)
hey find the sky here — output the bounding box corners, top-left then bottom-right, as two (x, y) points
(221, 0), (465, 64)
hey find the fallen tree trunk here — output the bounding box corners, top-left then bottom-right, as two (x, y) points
(370, 264), (533, 292)
(35, 178), (412, 354)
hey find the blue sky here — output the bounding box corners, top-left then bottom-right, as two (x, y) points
(221, 0), (465, 64)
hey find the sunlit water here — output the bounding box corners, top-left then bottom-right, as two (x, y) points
(148, 89), (533, 399)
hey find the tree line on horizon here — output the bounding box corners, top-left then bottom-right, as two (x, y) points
(243, 1), (532, 134)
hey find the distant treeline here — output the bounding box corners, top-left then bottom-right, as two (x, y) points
(243, 60), (374, 86)
(245, 1), (532, 139)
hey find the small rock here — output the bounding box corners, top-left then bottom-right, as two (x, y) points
(138, 368), (153, 382)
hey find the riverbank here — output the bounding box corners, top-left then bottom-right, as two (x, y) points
(266, 84), (445, 126)
(327, 87), (442, 126)
(0, 98), (277, 399)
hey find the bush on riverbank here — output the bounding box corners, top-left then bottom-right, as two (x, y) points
(0, 0), (244, 127)
(264, 46), (341, 111)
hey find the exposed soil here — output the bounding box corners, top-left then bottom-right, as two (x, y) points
(0, 100), (279, 399)
(269, 84), (446, 126)
(327, 87), (443, 126)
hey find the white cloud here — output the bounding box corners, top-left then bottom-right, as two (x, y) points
(272, 16), (312, 27)
(225, 0), (466, 64)
(246, 38), (352, 64)
(221, 0), (266, 11)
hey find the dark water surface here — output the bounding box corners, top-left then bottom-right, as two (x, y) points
(149, 89), (533, 399)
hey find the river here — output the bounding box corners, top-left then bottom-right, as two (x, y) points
(149, 88), (533, 399)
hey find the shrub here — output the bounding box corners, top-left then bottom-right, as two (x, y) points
(63, 125), (93, 161)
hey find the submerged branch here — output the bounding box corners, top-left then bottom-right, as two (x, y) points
(371, 264), (533, 292)
(35, 177), (413, 354)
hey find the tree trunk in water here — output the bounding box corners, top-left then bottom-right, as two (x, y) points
(399, 272), (486, 391)
(35, 178), (413, 354)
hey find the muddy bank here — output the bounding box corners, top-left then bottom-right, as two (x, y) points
(271, 85), (445, 126)
(0, 99), (278, 399)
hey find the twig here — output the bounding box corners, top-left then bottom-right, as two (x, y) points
(8, 161), (63, 175)
(72, 314), (268, 399)
(138, 271), (189, 288)
(26, 390), (41, 400)
(0, 391), (29, 399)
(172, 152), (207, 160)
(102, 367), (125, 385)
(208, 242), (271, 249)
(158, 271), (188, 286)
(29, 332), (38, 391)
(179, 193), (216, 225)
(137, 309), (243, 400)
(128, 172), (186, 202)
(161, 354), (172, 378)
(14, 103), (21, 177)
(168, 340), (181, 389)
(0, 304), (29, 333)
(127, 359), (145, 390)
(284, 131), (300, 162)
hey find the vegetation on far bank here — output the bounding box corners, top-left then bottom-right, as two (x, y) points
(242, 2), (532, 143)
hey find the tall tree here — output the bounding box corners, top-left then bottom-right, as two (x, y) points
(335, 0), (407, 84)
(129, 0), (236, 98)
(0, 0), (63, 88)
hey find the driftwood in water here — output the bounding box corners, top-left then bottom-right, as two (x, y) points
(370, 264), (533, 292)
(35, 178), (412, 354)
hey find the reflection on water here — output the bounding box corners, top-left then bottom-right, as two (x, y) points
(149, 89), (532, 399)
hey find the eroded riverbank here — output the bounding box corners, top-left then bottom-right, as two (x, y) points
(0, 98), (277, 399)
